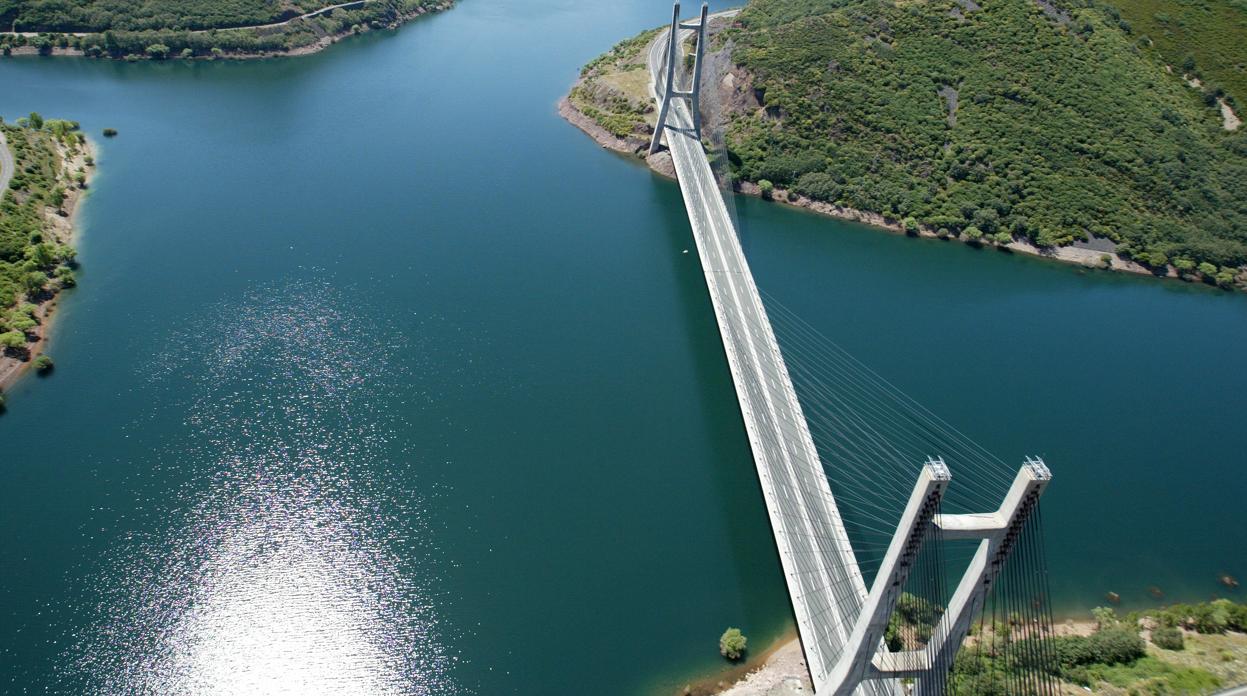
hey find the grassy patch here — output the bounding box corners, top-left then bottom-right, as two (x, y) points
(571, 28), (660, 139)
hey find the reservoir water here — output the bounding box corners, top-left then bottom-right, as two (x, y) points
(2, 0), (1245, 693)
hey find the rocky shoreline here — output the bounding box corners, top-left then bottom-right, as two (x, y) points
(558, 92), (1169, 282)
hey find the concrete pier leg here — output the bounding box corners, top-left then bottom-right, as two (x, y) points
(649, 1), (682, 155)
(690, 2), (709, 136)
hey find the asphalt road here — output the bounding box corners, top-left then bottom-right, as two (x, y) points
(648, 17), (890, 695)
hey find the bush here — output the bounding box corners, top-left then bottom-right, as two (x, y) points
(1152, 625), (1184, 650)
(0, 331), (27, 350)
(32, 354), (53, 373)
(1053, 627), (1146, 670)
(719, 627), (747, 660)
(792, 171), (840, 202)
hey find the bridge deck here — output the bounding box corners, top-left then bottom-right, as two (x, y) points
(648, 24), (876, 692)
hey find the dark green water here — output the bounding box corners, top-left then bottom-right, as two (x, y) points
(1, 0), (1245, 693)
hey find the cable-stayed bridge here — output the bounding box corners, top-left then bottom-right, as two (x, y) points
(645, 5), (1056, 694)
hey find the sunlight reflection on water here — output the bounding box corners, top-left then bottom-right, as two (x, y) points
(60, 281), (457, 695)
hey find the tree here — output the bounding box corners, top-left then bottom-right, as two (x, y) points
(1198, 261), (1218, 278)
(758, 179), (774, 200)
(22, 271), (48, 296)
(181, 47), (194, 59)
(719, 627), (747, 660)
(32, 354), (53, 374)
(1215, 268), (1237, 289)
(26, 243), (57, 267)
(55, 266), (76, 287)
(146, 43), (170, 59)
(962, 225), (983, 242)
(28, 112), (44, 130)
(902, 217), (919, 234)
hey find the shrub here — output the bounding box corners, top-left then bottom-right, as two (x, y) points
(793, 171), (841, 202)
(719, 627), (747, 660)
(1152, 625), (1184, 650)
(0, 331), (27, 350)
(758, 179), (774, 199)
(1092, 606), (1118, 630)
(32, 354), (53, 373)
(1053, 627), (1146, 669)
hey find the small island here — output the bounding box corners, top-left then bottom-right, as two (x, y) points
(0, 0), (454, 60)
(563, 0), (1247, 291)
(0, 113), (92, 401)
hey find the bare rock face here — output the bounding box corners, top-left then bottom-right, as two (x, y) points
(646, 150), (676, 179)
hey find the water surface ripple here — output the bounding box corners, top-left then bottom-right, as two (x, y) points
(59, 282), (457, 695)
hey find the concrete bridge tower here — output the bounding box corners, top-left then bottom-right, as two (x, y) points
(649, 1), (710, 154)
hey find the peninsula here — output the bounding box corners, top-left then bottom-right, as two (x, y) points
(563, 0), (1247, 291)
(0, 114), (92, 404)
(0, 0), (453, 60)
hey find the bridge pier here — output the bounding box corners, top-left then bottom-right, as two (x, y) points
(822, 458), (1053, 695)
(649, 1), (709, 154)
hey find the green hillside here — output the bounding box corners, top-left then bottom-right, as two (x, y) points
(0, 0), (326, 33)
(1109, 0), (1247, 106)
(720, 0), (1247, 278)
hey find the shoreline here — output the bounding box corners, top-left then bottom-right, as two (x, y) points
(558, 94), (1180, 285)
(691, 613), (1245, 695)
(0, 131), (93, 395)
(0, 2), (452, 61)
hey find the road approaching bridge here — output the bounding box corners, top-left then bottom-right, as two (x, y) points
(646, 11), (885, 693)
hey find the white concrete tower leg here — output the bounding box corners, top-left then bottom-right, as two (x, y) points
(823, 460), (950, 696)
(649, 1), (681, 155)
(690, 2), (709, 136)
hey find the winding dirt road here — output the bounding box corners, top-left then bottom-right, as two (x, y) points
(0, 130), (14, 203)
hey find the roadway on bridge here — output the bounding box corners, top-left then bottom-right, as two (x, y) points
(647, 17), (886, 694)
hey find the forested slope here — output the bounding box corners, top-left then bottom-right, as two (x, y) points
(0, 0), (451, 59)
(721, 0), (1247, 277)
(1109, 0), (1247, 107)
(1, 0), (326, 32)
